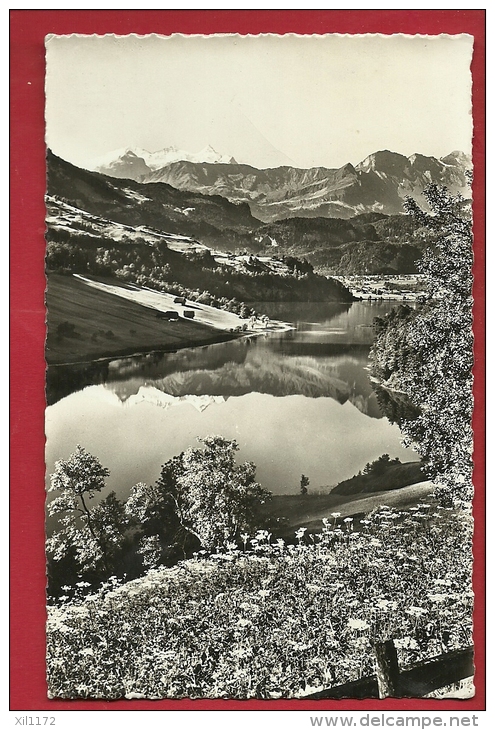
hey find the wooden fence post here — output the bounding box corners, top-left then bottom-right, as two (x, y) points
(374, 640), (401, 698)
(305, 644), (473, 700)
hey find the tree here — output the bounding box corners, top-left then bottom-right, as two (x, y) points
(300, 474), (310, 495)
(362, 454), (400, 477)
(125, 477), (184, 565)
(152, 436), (271, 552)
(370, 183), (473, 505)
(47, 445), (128, 576)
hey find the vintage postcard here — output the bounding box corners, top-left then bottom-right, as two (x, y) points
(42, 30), (477, 702)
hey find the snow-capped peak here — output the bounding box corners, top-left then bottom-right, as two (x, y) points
(88, 144), (237, 173)
(197, 144), (229, 163)
(87, 147), (148, 171)
(146, 144), (236, 168)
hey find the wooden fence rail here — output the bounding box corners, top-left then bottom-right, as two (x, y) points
(305, 641), (474, 699)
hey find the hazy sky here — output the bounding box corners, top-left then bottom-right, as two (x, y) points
(45, 33), (473, 170)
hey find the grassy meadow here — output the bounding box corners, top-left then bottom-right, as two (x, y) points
(46, 274), (237, 364)
(47, 503), (472, 699)
(262, 480), (434, 536)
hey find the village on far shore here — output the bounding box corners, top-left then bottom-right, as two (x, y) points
(334, 274), (429, 301)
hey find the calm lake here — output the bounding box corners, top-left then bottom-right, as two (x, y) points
(45, 301), (418, 502)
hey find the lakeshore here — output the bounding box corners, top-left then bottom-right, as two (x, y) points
(46, 273), (291, 366)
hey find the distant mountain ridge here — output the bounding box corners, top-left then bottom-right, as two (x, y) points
(88, 146), (471, 222)
(90, 144), (237, 179)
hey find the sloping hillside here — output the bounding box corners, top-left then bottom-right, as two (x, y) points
(331, 461), (424, 496)
(46, 153), (355, 304)
(47, 150), (260, 250)
(253, 215), (427, 274)
(45, 273), (240, 365)
(260, 480), (433, 536)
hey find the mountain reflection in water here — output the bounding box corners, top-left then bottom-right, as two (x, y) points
(47, 302), (387, 418)
(45, 301), (419, 497)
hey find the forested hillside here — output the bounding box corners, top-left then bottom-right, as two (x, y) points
(370, 185), (473, 505)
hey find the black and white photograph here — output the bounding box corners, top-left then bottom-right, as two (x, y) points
(43, 32), (475, 700)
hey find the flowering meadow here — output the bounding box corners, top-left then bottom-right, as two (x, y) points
(47, 503), (473, 699)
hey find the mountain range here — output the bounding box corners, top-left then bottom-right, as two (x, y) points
(46, 151), (446, 276)
(46, 150), (354, 310)
(89, 146), (471, 222)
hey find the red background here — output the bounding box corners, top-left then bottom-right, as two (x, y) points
(10, 9), (486, 712)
